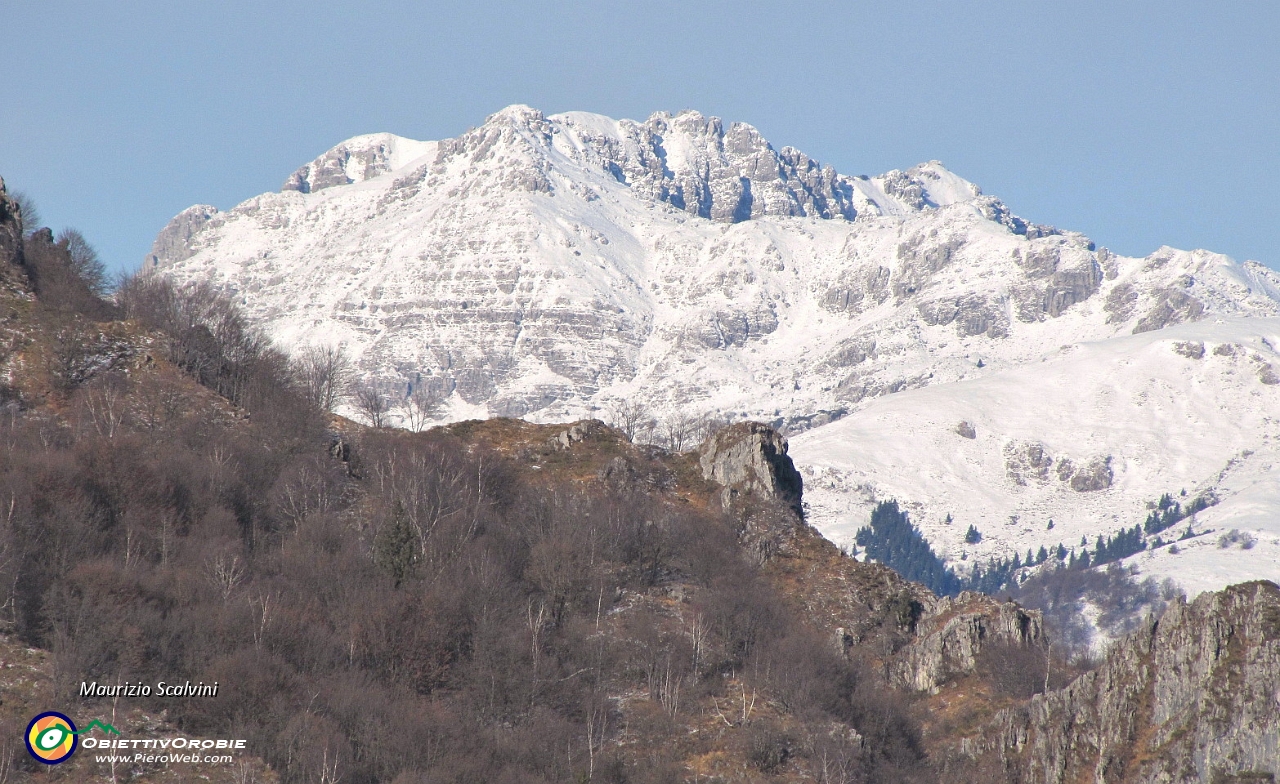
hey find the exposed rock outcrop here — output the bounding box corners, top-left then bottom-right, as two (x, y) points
(0, 177), (24, 270)
(1134, 286), (1206, 334)
(1005, 441), (1114, 492)
(698, 422), (803, 516)
(550, 419), (611, 450)
(283, 133), (433, 194)
(986, 581), (1280, 783)
(145, 204), (218, 269)
(557, 108), (882, 223)
(896, 592), (1044, 693)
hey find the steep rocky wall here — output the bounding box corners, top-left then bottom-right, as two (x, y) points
(698, 421), (803, 516)
(989, 581), (1280, 783)
(896, 591), (1044, 693)
(0, 177), (23, 269)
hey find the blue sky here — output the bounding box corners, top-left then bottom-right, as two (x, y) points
(1, 1), (1277, 273)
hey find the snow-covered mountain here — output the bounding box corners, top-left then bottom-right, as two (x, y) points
(148, 105), (1280, 594)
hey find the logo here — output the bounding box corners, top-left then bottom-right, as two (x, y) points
(24, 713), (119, 765)
(25, 712), (77, 764)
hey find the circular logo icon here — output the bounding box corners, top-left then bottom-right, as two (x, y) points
(25, 712), (77, 764)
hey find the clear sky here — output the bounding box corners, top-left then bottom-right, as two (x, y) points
(1, 1), (1277, 274)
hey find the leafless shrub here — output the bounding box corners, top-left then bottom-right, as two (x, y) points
(742, 721), (793, 773)
(22, 229), (114, 317)
(1218, 529), (1258, 550)
(117, 273), (322, 437)
(974, 641), (1052, 698)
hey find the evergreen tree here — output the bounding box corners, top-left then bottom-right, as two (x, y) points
(855, 500), (961, 596)
(374, 503), (419, 588)
(964, 524), (982, 544)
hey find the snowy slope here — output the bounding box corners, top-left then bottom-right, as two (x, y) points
(147, 104), (1280, 594)
(794, 317), (1280, 596)
(147, 105), (1280, 429)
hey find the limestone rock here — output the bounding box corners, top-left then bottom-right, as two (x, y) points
(0, 177), (24, 270)
(988, 581), (1280, 783)
(1067, 455), (1113, 492)
(550, 419), (611, 450)
(1174, 340), (1206, 359)
(1134, 286), (1206, 334)
(145, 204), (218, 269)
(896, 592), (1044, 693)
(698, 422), (803, 516)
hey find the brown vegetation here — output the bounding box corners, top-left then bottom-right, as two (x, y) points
(0, 202), (1092, 782)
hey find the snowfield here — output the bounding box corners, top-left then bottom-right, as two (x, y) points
(149, 105), (1280, 595)
(793, 317), (1280, 596)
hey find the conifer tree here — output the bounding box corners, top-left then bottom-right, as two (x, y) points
(374, 503), (419, 588)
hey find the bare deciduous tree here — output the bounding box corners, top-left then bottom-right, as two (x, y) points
(657, 411), (705, 452)
(398, 385), (440, 432)
(56, 228), (109, 296)
(9, 190), (40, 237)
(607, 398), (655, 442)
(207, 553), (245, 603)
(354, 383), (390, 428)
(296, 344), (354, 413)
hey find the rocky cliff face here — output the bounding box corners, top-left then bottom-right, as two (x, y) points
(144, 204), (218, 269)
(0, 177), (23, 270)
(551, 109), (886, 222)
(896, 591), (1044, 693)
(281, 133), (436, 194)
(698, 421), (803, 516)
(980, 581), (1280, 783)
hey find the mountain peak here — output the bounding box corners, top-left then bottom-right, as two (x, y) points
(483, 103), (549, 129)
(257, 107), (997, 226)
(281, 132), (436, 194)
